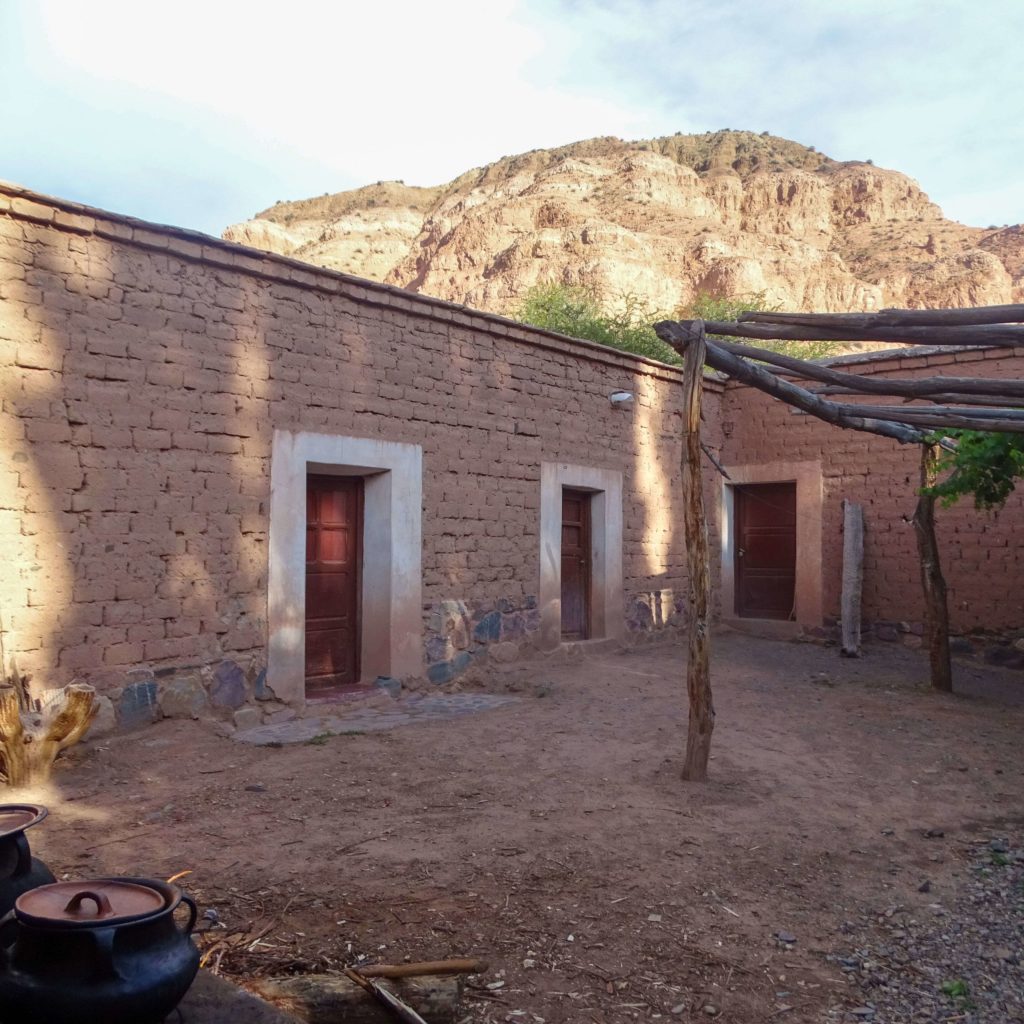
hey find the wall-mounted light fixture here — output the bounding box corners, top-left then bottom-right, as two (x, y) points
(609, 390), (634, 409)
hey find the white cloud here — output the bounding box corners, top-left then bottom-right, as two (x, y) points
(1, 0), (1021, 231)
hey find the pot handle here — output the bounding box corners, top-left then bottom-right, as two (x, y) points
(90, 926), (122, 981)
(179, 893), (198, 936)
(64, 890), (114, 917)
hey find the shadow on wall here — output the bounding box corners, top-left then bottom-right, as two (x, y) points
(627, 367), (683, 639)
(0, 212), (280, 734)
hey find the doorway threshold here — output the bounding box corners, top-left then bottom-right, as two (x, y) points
(720, 617), (802, 640)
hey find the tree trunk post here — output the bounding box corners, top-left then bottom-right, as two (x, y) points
(911, 444), (953, 692)
(678, 321), (714, 781)
(840, 500), (865, 657)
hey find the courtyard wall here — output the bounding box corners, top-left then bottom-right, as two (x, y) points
(0, 183), (719, 722)
(722, 346), (1024, 635)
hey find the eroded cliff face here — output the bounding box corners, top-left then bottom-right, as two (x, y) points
(223, 131), (1022, 314)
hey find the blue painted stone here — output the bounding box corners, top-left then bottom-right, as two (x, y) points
(118, 679), (159, 730)
(253, 668), (274, 701)
(211, 661), (247, 709)
(524, 609), (541, 632)
(473, 611), (502, 644)
(427, 651), (474, 685)
(374, 676), (402, 699)
(496, 597), (517, 614)
(524, 595), (538, 610)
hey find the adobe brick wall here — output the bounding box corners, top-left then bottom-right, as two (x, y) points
(0, 183), (722, 712)
(721, 347), (1024, 633)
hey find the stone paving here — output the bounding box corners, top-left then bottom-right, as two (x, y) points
(234, 693), (521, 746)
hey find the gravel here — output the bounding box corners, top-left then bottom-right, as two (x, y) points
(827, 836), (1024, 1022)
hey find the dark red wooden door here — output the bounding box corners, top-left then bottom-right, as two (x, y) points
(305, 475), (363, 695)
(735, 482), (796, 620)
(561, 489), (591, 640)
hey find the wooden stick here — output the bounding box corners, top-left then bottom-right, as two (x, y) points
(360, 959), (488, 979)
(345, 970), (429, 1024)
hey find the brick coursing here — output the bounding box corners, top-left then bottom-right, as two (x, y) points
(721, 347), (1024, 632)
(0, 184), (721, 700)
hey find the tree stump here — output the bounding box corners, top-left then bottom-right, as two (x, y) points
(0, 684), (98, 787)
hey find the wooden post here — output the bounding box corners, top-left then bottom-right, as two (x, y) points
(840, 500), (864, 657)
(677, 320), (714, 782)
(911, 445), (953, 692)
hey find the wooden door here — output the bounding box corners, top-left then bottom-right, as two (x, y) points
(735, 482), (796, 620)
(561, 489), (591, 640)
(305, 475), (363, 695)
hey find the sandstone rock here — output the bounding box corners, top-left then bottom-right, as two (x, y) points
(159, 674), (208, 720)
(233, 706), (261, 731)
(489, 641), (520, 665)
(87, 695), (117, 739)
(225, 131), (1022, 320)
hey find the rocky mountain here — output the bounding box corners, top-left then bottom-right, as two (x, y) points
(223, 131), (1022, 317)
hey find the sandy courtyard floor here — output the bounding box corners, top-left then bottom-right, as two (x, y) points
(20, 631), (1024, 1023)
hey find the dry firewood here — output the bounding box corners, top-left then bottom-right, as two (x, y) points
(359, 958), (487, 978)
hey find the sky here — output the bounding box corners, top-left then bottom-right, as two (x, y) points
(1, 0), (1021, 236)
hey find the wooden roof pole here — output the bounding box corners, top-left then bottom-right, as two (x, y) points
(655, 323), (933, 445)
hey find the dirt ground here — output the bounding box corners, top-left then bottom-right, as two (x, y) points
(21, 631), (1024, 1023)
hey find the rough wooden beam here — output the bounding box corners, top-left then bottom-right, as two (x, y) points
(702, 319), (1024, 346)
(826, 404), (1024, 433)
(655, 323), (932, 446)
(741, 304), (1024, 328)
(715, 339), (1024, 399)
(814, 388), (1024, 409)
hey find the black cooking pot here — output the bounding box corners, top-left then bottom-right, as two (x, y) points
(0, 877), (200, 1024)
(0, 804), (55, 920)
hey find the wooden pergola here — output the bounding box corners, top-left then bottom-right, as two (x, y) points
(653, 303), (1024, 782)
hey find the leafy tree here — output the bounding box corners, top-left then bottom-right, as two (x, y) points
(514, 283), (679, 364)
(927, 431), (1024, 511)
(513, 285), (845, 364)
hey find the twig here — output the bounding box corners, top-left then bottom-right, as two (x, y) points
(701, 442), (731, 479)
(336, 831), (393, 854)
(86, 830), (158, 851)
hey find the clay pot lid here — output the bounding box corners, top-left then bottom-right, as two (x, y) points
(0, 804), (47, 839)
(16, 880), (168, 928)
